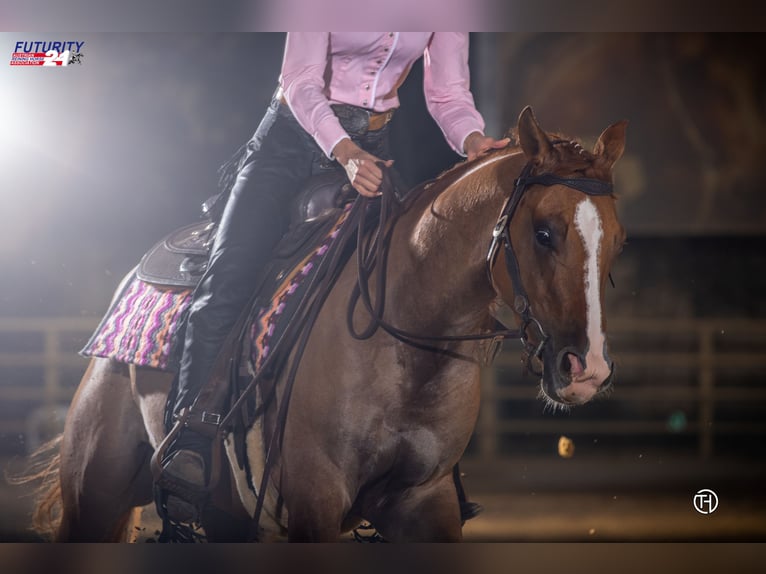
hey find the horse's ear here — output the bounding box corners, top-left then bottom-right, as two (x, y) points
(593, 120), (628, 170)
(517, 106), (553, 165)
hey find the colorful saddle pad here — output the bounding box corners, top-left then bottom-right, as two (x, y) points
(81, 207), (352, 373)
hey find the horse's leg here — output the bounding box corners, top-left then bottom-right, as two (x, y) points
(369, 474), (463, 542)
(282, 459), (351, 542)
(57, 358), (154, 542)
(129, 364), (172, 450)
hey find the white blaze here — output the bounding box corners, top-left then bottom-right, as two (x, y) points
(574, 198), (607, 377)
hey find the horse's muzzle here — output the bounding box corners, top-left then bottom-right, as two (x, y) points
(540, 346), (614, 406)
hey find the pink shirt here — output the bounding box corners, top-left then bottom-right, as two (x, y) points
(279, 32), (486, 159)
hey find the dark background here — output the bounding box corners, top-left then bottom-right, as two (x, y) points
(1, 33), (764, 320)
(0, 32), (765, 545)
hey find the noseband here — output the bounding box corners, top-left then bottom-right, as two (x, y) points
(349, 156), (613, 370)
(485, 163), (614, 373)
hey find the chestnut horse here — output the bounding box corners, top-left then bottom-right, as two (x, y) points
(28, 107), (626, 542)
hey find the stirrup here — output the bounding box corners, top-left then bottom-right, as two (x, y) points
(150, 409), (189, 483)
(151, 408), (224, 523)
(150, 407), (222, 480)
(156, 449), (209, 524)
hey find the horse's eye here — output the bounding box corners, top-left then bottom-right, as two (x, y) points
(535, 228), (553, 248)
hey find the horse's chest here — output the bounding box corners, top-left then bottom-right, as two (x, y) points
(360, 358), (480, 485)
(378, 401), (477, 486)
(389, 427), (447, 485)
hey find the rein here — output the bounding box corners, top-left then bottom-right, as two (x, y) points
(346, 170), (520, 365)
(348, 156), (614, 371)
(229, 154), (613, 539)
(213, 199), (368, 540)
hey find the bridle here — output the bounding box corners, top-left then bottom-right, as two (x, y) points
(349, 153), (614, 371)
(230, 151), (615, 539)
(485, 162), (615, 372)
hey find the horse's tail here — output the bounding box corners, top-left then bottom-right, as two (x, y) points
(5, 434), (63, 540)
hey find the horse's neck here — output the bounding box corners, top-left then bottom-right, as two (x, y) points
(388, 150), (523, 335)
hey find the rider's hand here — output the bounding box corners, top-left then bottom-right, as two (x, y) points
(463, 131), (510, 161)
(332, 138), (394, 198)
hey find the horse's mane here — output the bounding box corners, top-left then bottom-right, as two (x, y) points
(409, 129), (603, 202)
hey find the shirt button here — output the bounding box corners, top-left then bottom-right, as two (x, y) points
(364, 84), (370, 90)
(388, 32), (394, 37)
(362, 100), (368, 106)
(383, 48), (389, 52)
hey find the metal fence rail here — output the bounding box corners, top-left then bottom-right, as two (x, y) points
(1, 316), (765, 458)
(0, 317), (96, 445)
(475, 317), (766, 461)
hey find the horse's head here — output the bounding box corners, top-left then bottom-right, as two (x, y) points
(491, 107), (627, 407)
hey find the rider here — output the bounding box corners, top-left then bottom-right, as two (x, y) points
(158, 32), (509, 523)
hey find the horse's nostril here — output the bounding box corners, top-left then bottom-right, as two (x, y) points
(559, 354), (570, 375)
(557, 349), (586, 379)
(566, 353), (584, 376)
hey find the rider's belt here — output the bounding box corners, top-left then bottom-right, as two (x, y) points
(280, 95), (395, 134)
(331, 104), (395, 134)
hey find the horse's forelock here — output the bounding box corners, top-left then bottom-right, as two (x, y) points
(507, 128), (607, 174)
(548, 135), (614, 181)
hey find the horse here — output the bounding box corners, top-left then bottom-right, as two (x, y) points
(26, 106), (626, 542)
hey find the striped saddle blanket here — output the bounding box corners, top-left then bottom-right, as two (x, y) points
(80, 207), (352, 373)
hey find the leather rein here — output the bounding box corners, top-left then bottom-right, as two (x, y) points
(348, 156), (614, 371)
(232, 154), (613, 539)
